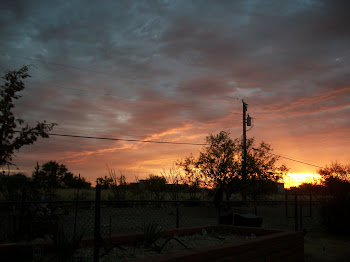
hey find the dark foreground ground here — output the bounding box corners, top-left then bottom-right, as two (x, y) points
(1, 201), (350, 261)
(58, 202), (350, 261)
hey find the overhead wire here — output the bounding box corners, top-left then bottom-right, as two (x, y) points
(251, 147), (324, 169)
(46, 133), (207, 146)
(1, 48), (334, 174)
(23, 131), (324, 168)
(3, 61), (324, 169)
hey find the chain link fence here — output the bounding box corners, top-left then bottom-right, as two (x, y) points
(0, 194), (325, 243)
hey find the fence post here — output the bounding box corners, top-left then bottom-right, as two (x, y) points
(12, 208), (17, 241)
(299, 205), (303, 230)
(94, 183), (101, 262)
(285, 193), (288, 218)
(176, 203), (179, 228)
(217, 205), (221, 225)
(109, 215), (112, 238)
(294, 189), (298, 231)
(309, 194), (312, 217)
(19, 187), (27, 240)
(73, 174), (81, 240)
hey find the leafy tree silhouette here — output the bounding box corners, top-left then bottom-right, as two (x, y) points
(144, 174), (167, 200)
(318, 162), (350, 233)
(318, 162), (350, 199)
(0, 66), (56, 168)
(177, 131), (287, 200)
(32, 161), (90, 199)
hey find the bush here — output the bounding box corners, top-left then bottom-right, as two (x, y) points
(0, 173), (29, 200)
(318, 163), (350, 234)
(144, 175), (167, 200)
(320, 196), (350, 234)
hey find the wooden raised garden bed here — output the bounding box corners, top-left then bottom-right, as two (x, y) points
(0, 225), (304, 262)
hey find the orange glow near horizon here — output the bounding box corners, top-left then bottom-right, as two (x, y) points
(283, 173), (322, 189)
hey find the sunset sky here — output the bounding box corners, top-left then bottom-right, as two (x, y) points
(1, 1), (349, 187)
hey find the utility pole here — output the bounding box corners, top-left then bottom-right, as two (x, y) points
(242, 100), (248, 201)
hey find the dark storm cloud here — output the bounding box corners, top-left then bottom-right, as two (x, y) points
(1, 0), (349, 177)
(158, 0), (350, 81)
(312, 0), (350, 36)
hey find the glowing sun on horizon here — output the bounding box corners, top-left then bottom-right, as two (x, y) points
(283, 173), (322, 189)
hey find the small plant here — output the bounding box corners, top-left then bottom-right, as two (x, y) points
(161, 166), (183, 200)
(143, 221), (191, 254)
(53, 226), (84, 262)
(107, 165), (127, 200)
(143, 220), (164, 248)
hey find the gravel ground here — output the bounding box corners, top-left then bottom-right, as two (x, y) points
(58, 202), (326, 238)
(61, 204), (220, 237)
(1, 201), (327, 261)
(75, 231), (251, 262)
(0, 201), (325, 242)
(63, 202), (324, 262)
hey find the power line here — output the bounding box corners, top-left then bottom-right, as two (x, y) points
(49, 134), (324, 169)
(42, 132), (324, 167)
(13, 130), (325, 167)
(48, 133), (207, 146)
(252, 148), (324, 169)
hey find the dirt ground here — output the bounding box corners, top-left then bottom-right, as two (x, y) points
(2, 201), (349, 261)
(59, 201), (325, 235)
(304, 231), (350, 262)
(57, 202), (350, 261)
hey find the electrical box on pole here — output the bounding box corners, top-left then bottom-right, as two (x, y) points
(247, 114), (251, 126)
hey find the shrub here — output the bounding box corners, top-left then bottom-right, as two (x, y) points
(0, 173), (29, 200)
(320, 196), (350, 234)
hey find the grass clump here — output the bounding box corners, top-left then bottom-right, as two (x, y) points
(143, 220), (164, 248)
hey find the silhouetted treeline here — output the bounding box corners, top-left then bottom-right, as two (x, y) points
(295, 162), (350, 234)
(0, 161), (91, 201)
